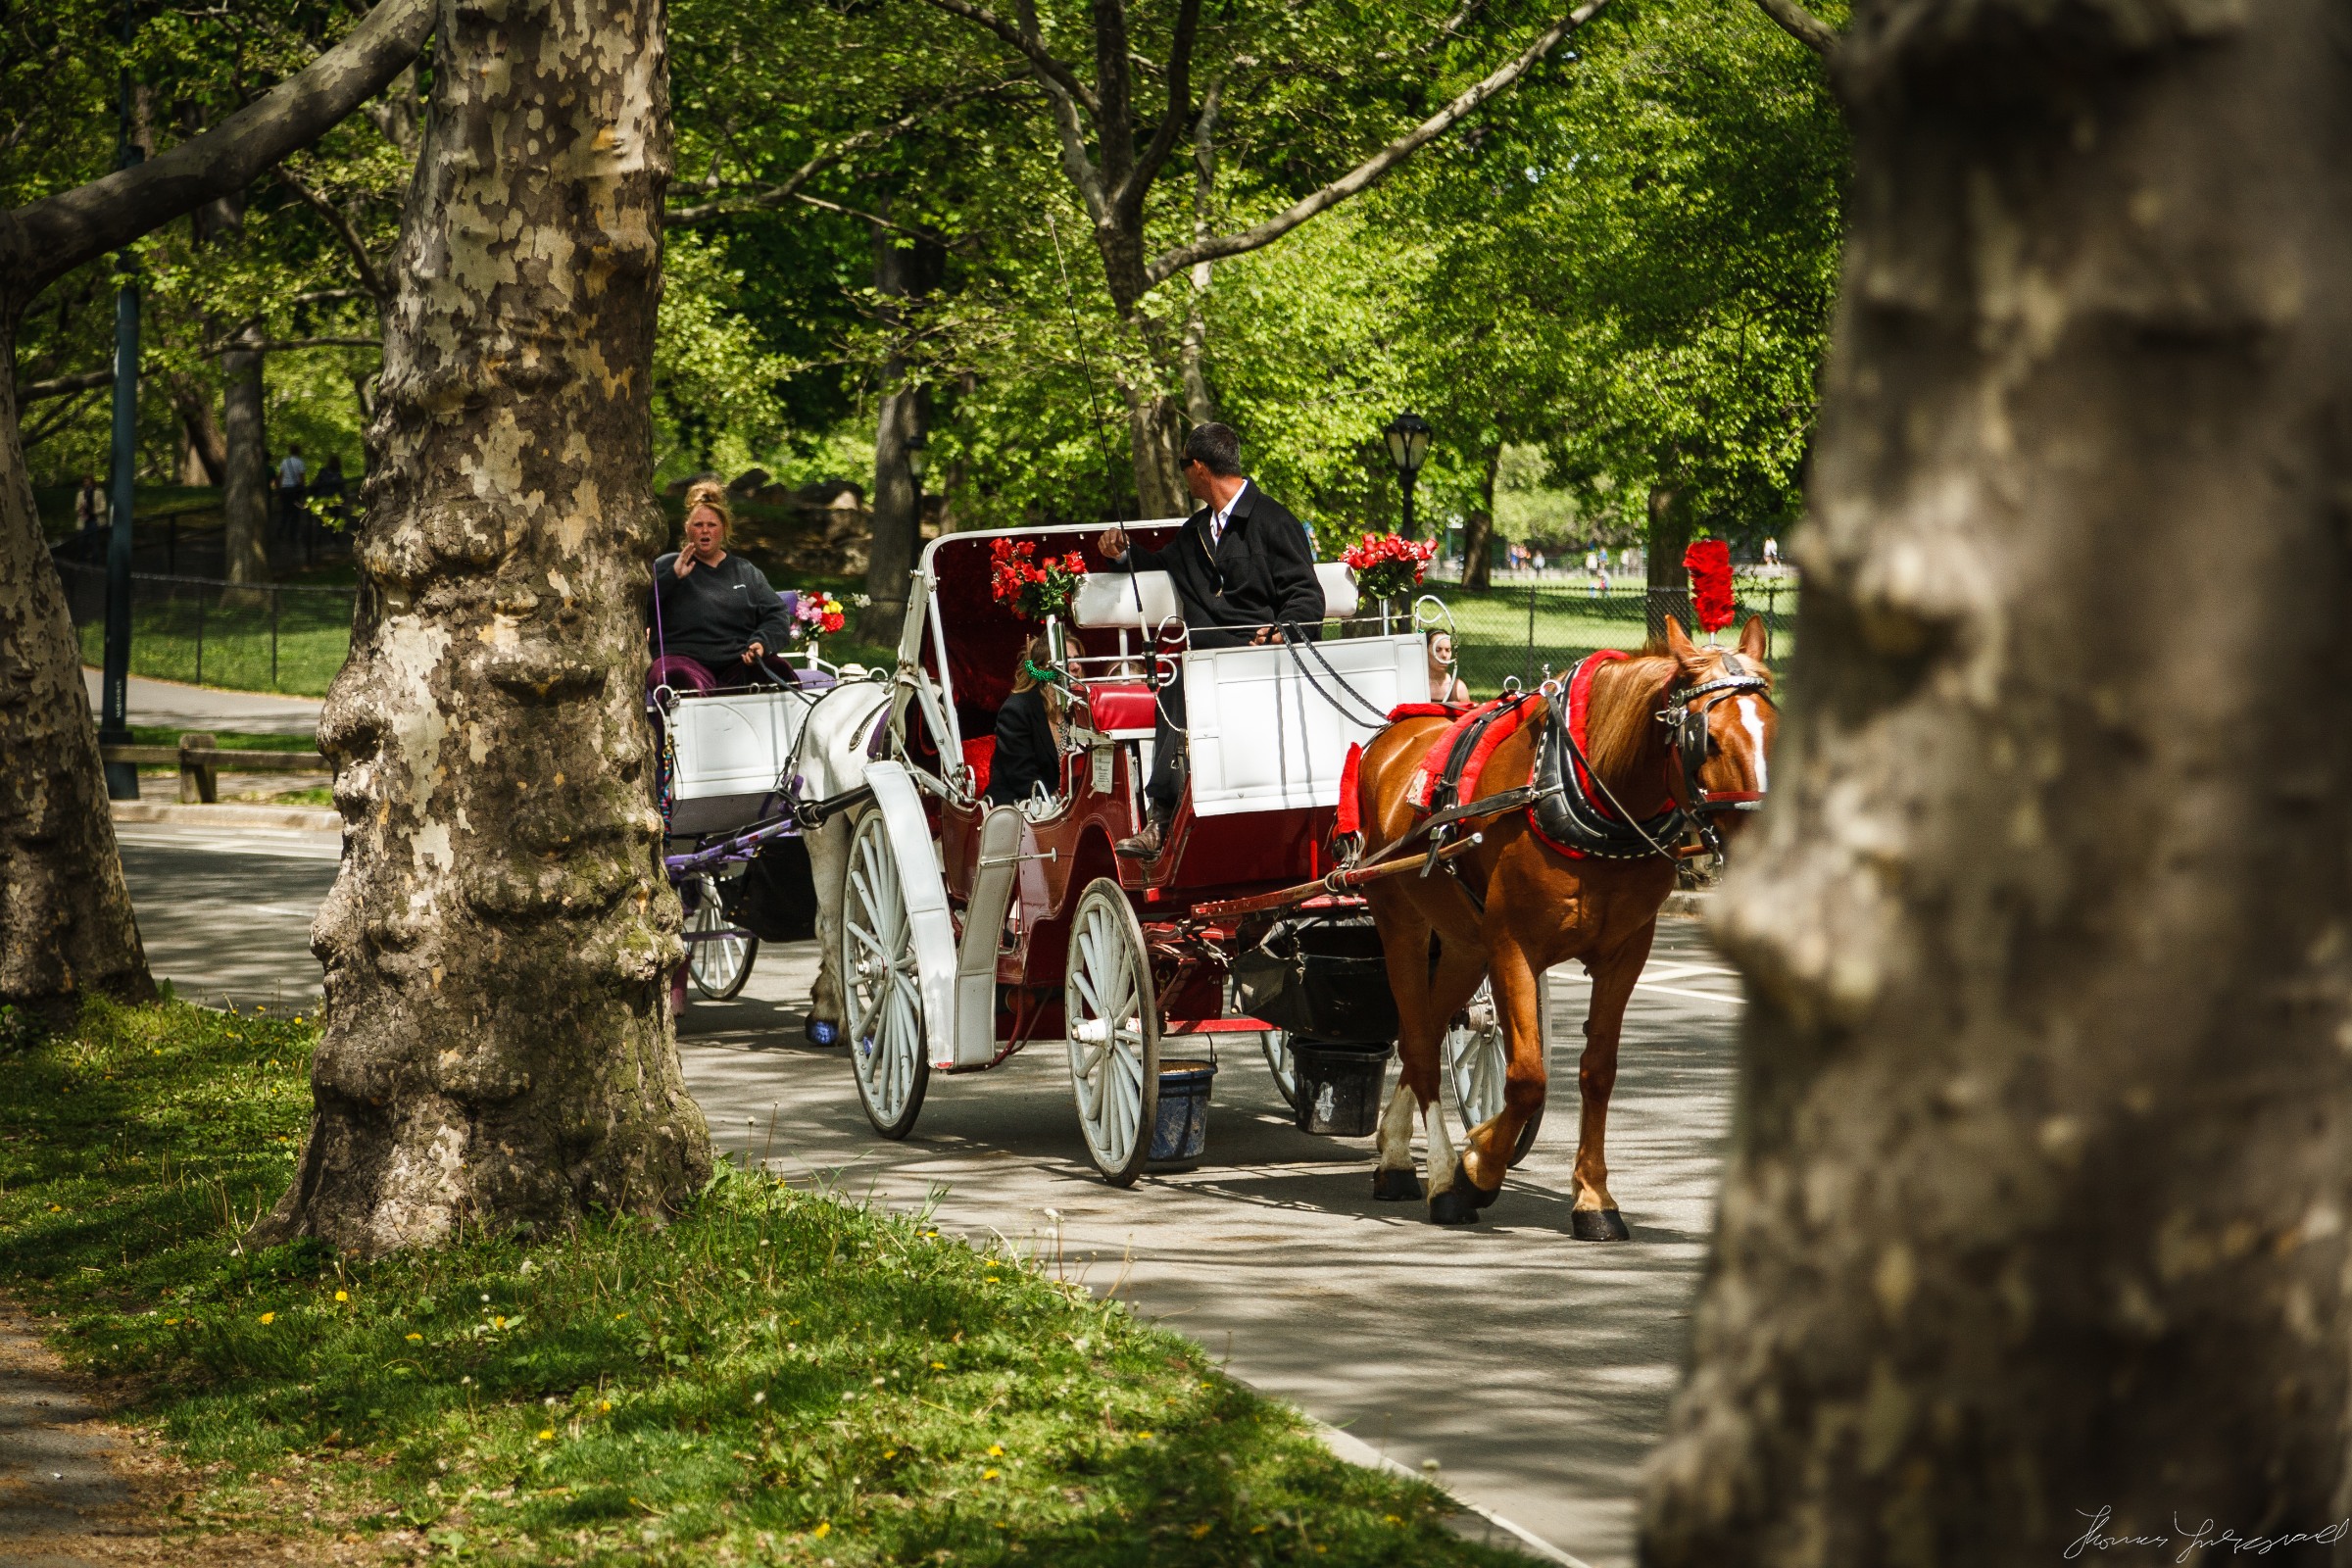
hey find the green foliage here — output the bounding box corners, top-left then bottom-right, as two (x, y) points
(0, 999), (1521, 1565)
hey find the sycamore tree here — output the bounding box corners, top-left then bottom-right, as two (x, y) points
(0, 0), (433, 1022)
(1645, 0), (2352, 1557)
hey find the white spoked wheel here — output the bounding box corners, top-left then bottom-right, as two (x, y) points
(843, 810), (930, 1139)
(1065, 878), (1159, 1187)
(1260, 1028), (1298, 1109)
(684, 875), (758, 1001)
(1443, 980), (1542, 1167)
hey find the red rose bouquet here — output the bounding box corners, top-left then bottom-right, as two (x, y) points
(990, 537), (1089, 621)
(1343, 531), (1438, 603)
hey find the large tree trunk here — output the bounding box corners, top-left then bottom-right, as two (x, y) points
(1643, 4), (2352, 1561)
(220, 348), (270, 587)
(1459, 443), (1499, 590)
(171, 375), (226, 486)
(1125, 386), (1187, 517)
(0, 313), (153, 1020)
(1642, 480), (1689, 639)
(859, 223), (941, 645)
(256, 0), (710, 1256)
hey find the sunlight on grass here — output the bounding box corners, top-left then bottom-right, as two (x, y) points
(0, 1001), (1517, 1566)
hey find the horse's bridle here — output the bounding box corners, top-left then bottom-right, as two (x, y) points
(1657, 652), (1775, 857)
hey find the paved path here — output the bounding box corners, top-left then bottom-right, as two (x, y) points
(81, 670), (322, 739)
(113, 824), (1740, 1567)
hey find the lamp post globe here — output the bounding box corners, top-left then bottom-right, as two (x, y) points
(1381, 412), (1432, 541)
(904, 431), (929, 485)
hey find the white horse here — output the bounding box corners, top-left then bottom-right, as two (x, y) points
(787, 673), (895, 1043)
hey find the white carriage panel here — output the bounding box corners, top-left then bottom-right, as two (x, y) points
(664, 689), (810, 835)
(1071, 562), (1359, 631)
(1184, 633), (1424, 817)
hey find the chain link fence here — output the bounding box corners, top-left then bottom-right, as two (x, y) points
(51, 561), (358, 697)
(1423, 578), (1795, 697)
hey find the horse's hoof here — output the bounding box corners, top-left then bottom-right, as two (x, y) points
(1427, 1187), (1483, 1226)
(1453, 1158), (1499, 1210)
(805, 1019), (839, 1047)
(1570, 1208), (1631, 1243)
(1372, 1168), (1424, 1201)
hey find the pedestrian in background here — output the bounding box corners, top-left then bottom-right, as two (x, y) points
(74, 473), (107, 553)
(276, 444), (308, 538)
(313, 454), (347, 528)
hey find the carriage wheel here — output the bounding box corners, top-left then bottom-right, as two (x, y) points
(843, 809), (930, 1139)
(1442, 979), (1542, 1167)
(684, 875), (759, 1001)
(1065, 878), (1159, 1187)
(1259, 1029), (1298, 1110)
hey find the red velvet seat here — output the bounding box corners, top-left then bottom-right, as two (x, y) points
(1082, 682), (1158, 734)
(961, 735), (996, 796)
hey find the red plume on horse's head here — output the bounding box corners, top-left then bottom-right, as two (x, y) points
(1682, 538), (1736, 635)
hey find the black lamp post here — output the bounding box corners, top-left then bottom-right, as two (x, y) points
(904, 431), (928, 488)
(1382, 412), (1432, 541)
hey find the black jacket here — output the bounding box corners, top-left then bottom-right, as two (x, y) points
(986, 688), (1058, 807)
(1123, 482), (1323, 649)
(652, 551), (797, 670)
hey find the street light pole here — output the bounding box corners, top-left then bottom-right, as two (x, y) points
(1381, 411), (1433, 541)
(99, 1), (142, 801)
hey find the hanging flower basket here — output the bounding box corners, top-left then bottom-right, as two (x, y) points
(1343, 531), (1438, 605)
(990, 537), (1089, 621)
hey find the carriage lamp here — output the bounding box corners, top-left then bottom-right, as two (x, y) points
(1382, 412), (1433, 541)
(904, 432), (929, 485)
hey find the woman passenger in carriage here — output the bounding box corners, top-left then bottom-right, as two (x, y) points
(651, 480), (801, 686)
(986, 632), (1081, 808)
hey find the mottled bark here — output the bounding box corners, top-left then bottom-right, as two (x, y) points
(859, 224), (940, 645)
(220, 348), (270, 588)
(256, 0), (709, 1256)
(1644, 3), (2352, 1562)
(1124, 385), (1186, 517)
(0, 313), (152, 1020)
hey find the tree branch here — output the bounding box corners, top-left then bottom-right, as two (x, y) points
(1750, 0), (1836, 57)
(17, 368), (112, 403)
(278, 167), (391, 309)
(906, 0), (1099, 115)
(1117, 0), (1200, 216)
(1017, 0), (1111, 221)
(1143, 0), (1610, 287)
(1092, 0), (1137, 194)
(6, 0), (434, 300)
(665, 81), (1015, 227)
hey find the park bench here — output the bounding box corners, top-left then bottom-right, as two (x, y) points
(96, 732), (329, 805)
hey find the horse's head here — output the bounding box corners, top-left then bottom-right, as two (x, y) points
(1661, 614), (1778, 854)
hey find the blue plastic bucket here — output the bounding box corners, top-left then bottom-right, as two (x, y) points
(1150, 1058), (1218, 1169)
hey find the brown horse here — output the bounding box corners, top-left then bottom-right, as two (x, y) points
(1355, 614), (1776, 1234)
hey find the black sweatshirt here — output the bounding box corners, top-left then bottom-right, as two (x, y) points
(652, 552), (797, 670)
(987, 688), (1058, 806)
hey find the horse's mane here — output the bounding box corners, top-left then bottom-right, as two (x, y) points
(1581, 655), (1680, 803)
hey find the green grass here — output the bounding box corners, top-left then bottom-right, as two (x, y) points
(0, 1000), (1516, 1567)
(77, 597), (354, 698)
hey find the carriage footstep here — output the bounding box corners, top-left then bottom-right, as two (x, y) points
(1569, 1207), (1632, 1243)
(1371, 1168), (1424, 1201)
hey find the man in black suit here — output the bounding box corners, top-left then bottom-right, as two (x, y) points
(1098, 421), (1324, 858)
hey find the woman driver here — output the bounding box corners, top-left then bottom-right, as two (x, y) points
(653, 481), (799, 685)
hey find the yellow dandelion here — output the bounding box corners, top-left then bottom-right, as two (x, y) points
(1191, 1522), (1213, 1540)
(405, 1333), (421, 1343)
(1137, 1431), (1154, 1441)
(334, 1291), (348, 1302)
(987, 1445), (1004, 1457)
(493, 1316), (506, 1329)
(536, 1429), (555, 1442)
(599, 1401), (612, 1412)
(164, 1318), (178, 1327)
(812, 1522), (831, 1539)
(1385, 1514), (1403, 1525)
(930, 1361), (946, 1370)
(983, 1469), (1000, 1481)
(882, 1448), (897, 1460)
(258, 1312), (275, 1325)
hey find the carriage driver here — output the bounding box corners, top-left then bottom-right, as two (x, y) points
(653, 480), (802, 686)
(1097, 421), (1324, 859)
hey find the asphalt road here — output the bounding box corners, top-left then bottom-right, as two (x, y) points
(114, 822), (1741, 1568)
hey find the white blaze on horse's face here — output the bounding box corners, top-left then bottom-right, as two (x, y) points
(1736, 695), (1770, 793)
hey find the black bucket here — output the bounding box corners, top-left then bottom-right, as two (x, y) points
(1233, 920), (1399, 1041)
(1291, 1040), (1392, 1137)
(1150, 1058), (1218, 1169)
